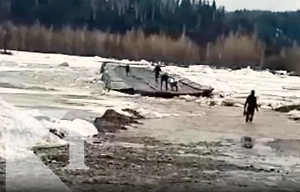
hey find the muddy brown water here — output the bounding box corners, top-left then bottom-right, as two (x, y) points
(112, 103), (300, 191)
(133, 106), (300, 142)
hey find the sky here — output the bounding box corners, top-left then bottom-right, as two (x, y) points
(214, 0), (300, 11)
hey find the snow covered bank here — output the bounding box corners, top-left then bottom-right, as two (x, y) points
(0, 97), (98, 160)
(0, 50), (150, 68)
(0, 98), (66, 159)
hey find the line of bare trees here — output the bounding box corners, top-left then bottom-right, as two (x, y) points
(0, 22), (299, 74)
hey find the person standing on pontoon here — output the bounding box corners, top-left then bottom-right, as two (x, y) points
(153, 65), (162, 83)
(160, 73), (170, 90)
(125, 64), (130, 76)
(168, 76), (179, 91)
(103, 70), (111, 92)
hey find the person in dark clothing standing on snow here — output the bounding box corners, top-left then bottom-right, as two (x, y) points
(125, 64), (130, 76)
(153, 65), (162, 83)
(244, 90), (259, 123)
(160, 73), (169, 90)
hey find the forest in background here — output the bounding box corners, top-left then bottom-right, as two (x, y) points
(0, 0), (300, 73)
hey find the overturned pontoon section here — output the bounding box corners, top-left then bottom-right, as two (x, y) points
(100, 62), (214, 98)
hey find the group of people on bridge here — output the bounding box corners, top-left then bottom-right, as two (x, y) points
(126, 64), (179, 92)
(152, 65), (178, 91)
(126, 64), (259, 123)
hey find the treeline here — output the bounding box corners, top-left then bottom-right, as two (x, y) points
(225, 10), (300, 50)
(0, 24), (201, 63)
(2, 22), (299, 73)
(1, 0), (300, 48)
(0, 0), (225, 45)
(0, 0), (300, 73)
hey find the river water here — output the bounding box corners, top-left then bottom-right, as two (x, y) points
(0, 50), (299, 175)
